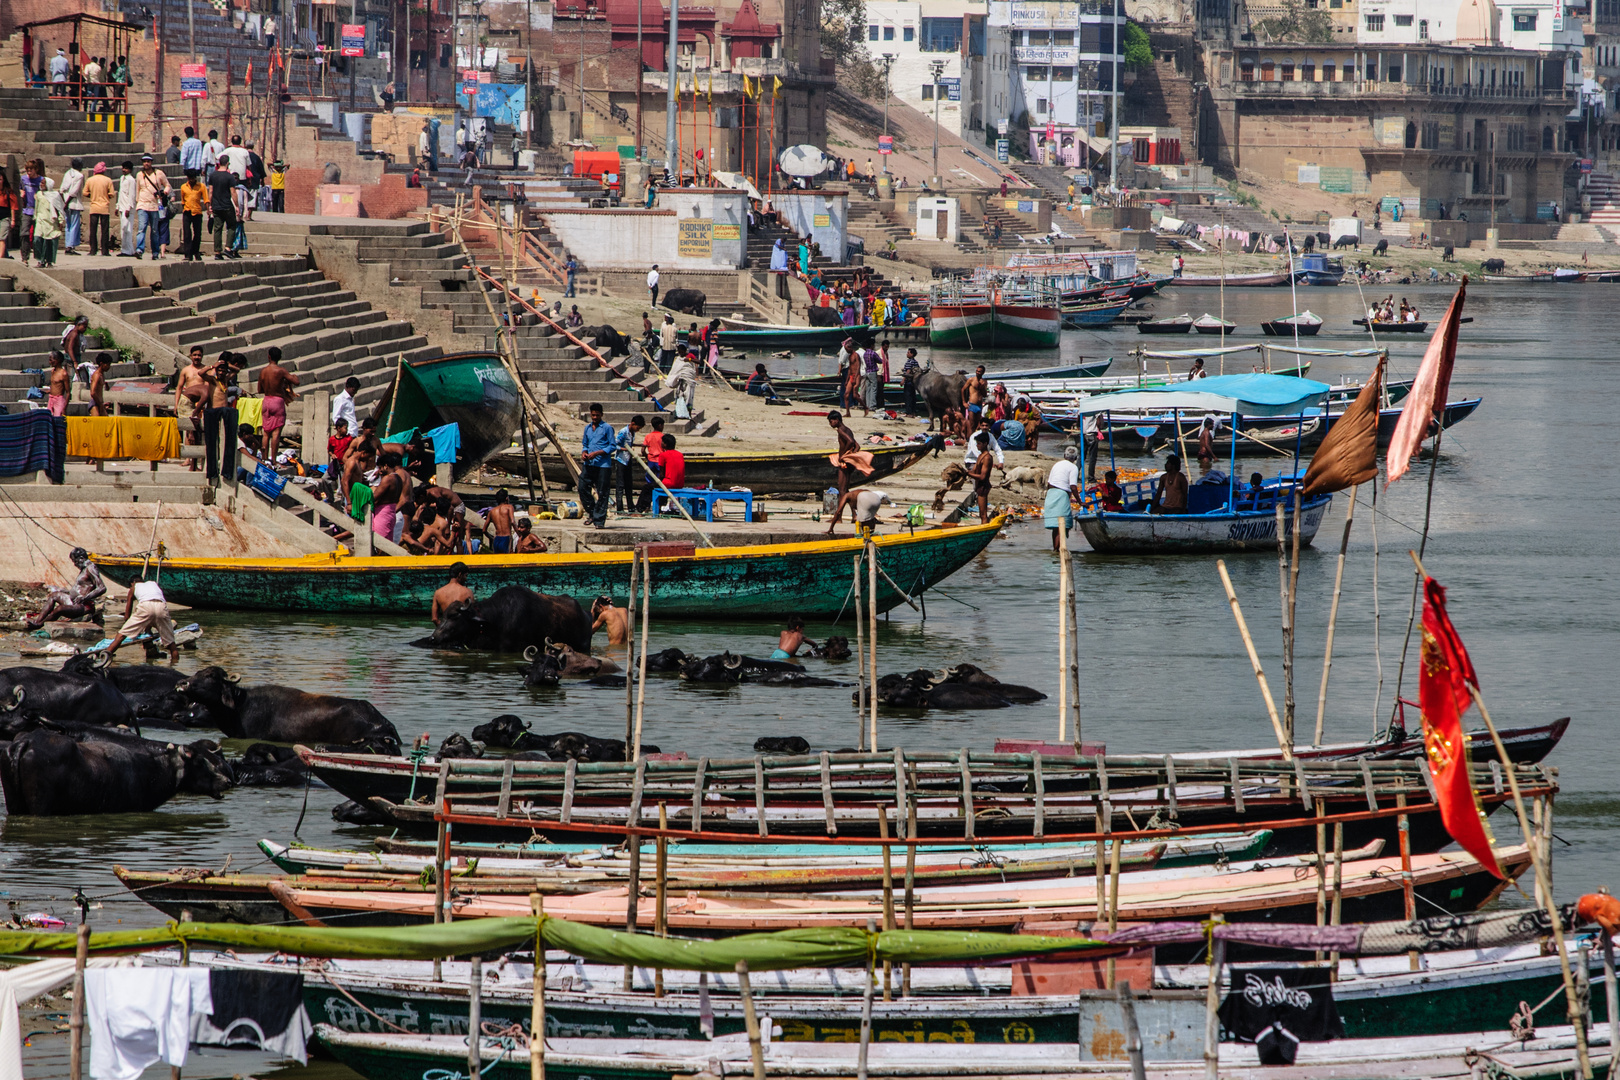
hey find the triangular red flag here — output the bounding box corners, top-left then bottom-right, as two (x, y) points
(1388, 279), (1466, 485)
(1419, 577), (1504, 878)
(245, 62), (253, 86)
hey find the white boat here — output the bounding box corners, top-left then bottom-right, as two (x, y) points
(1192, 313), (1237, 334)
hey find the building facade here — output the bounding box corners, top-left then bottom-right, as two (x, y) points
(986, 0), (1126, 167)
(864, 1), (994, 142)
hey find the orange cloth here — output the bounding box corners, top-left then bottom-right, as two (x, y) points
(64, 417), (181, 461)
(829, 449), (875, 476)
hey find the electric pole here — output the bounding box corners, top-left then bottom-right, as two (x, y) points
(930, 58), (944, 187)
(664, 0), (679, 181)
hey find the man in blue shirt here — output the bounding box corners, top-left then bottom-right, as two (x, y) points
(613, 414), (643, 513)
(579, 402), (616, 528)
(180, 126), (204, 172)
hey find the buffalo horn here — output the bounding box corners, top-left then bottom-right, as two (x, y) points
(524, 645), (540, 661)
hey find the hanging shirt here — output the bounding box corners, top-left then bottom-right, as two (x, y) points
(86, 968), (213, 1080)
(191, 969), (310, 1064)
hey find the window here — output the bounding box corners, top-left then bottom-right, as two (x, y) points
(1322, 61), (1335, 80)
(1037, 97), (1049, 113)
(1330, 0), (1341, 8)
(919, 17), (961, 51)
(868, 24), (878, 40)
(1366, 60), (1378, 78)
(1364, 13), (1385, 29)
(1421, 120), (1440, 147)
(1394, 13), (1413, 24)
(1419, 18), (1429, 37)
(1026, 65), (1049, 80)
(1240, 57), (1256, 80)
(1387, 63), (1401, 80)
(922, 83), (933, 99)
(1513, 11), (1537, 28)
(903, 25), (914, 40)
(1302, 61), (1315, 80)
(1054, 30), (1074, 45)
(1281, 61), (1295, 80)
(883, 25), (894, 39)
(1053, 66), (1075, 80)
(1261, 59), (1275, 80)
(1543, 125), (1555, 149)
(1028, 30), (1051, 44)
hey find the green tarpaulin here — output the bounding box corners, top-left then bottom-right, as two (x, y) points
(0, 917), (1105, 972)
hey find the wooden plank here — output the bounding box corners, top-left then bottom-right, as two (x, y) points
(1294, 758), (1313, 813)
(560, 758), (577, 824)
(1098, 753), (1113, 833)
(892, 748), (908, 840)
(1419, 758), (1438, 803)
(692, 757), (708, 834)
(1033, 751), (1045, 839)
(820, 752), (837, 837)
(755, 755), (768, 838)
(1489, 760), (1504, 795)
(959, 748), (973, 842)
(1163, 755), (1178, 820)
(434, 760), (450, 807)
(629, 758), (646, 827)
(1361, 759), (1377, 813)
(497, 759), (514, 819)
(1229, 757), (1245, 814)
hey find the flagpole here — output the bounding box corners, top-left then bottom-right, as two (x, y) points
(1312, 483), (1356, 746)
(1408, 551), (1593, 1080)
(1388, 424), (1442, 731)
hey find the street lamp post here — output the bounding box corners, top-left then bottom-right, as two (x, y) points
(881, 52), (895, 174)
(930, 58), (945, 187)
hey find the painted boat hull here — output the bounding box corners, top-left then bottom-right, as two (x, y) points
(1171, 272), (1290, 287)
(92, 520), (1003, 618)
(1260, 319), (1322, 336)
(709, 321), (878, 349)
(1352, 319), (1429, 332)
(1136, 318), (1194, 335)
(1077, 494), (1332, 554)
(512, 442), (936, 495)
(1060, 300), (1131, 329)
(379, 352), (523, 480)
(930, 304), (1062, 349)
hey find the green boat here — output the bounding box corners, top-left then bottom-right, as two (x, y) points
(92, 520), (1003, 617)
(376, 352), (524, 481)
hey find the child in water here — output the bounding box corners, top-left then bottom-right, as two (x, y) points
(773, 615), (813, 660)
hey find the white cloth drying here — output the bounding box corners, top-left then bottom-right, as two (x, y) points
(86, 968), (212, 1080)
(2, 957), (129, 1080)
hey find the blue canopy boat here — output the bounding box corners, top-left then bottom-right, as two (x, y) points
(1072, 374), (1334, 554)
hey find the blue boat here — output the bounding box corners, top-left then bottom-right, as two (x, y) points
(1297, 252), (1346, 286)
(1062, 298), (1132, 329)
(1071, 374), (1335, 554)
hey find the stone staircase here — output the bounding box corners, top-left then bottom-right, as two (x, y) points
(1585, 172), (1620, 230)
(0, 276), (141, 411)
(0, 86), (148, 176)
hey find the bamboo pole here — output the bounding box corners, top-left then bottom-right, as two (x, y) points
(867, 539), (878, 753)
(530, 894), (544, 1080)
(736, 961), (766, 1080)
(433, 804), (448, 982)
(1201, 916), (1225, 1080)
(1067, 532), (1081, 746)
(1058, 518), (1069, 741)
(1314, 484), (1358, 746)
(631, 548), (651, 761)
(624, 547), (639, 749)
(1285, 495), (1302, 746)
(902, 784), (916, 997)
(1216, 560), (1291, 759)
(1329, 821), (1344, 975)
(654, 802), (669, 997)
(1314, 804), (1327, 963)
(854, 553), (866, 750)
(1118, 981), (1147, 1080)
(858, 921), (876, 1080)
(467, 956), (483, 1078)
(69, 922), (88, 1080)
(1397, 790), (1417, 972)
(1602, 932), (1619, 1069)
(880, 805), (895, 1002)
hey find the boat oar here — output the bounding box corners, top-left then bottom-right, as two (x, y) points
(1216, 560), (1291, 760)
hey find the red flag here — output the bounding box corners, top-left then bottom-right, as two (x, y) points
(80, 46), (90, 66)
(1387, 279), (1466, 484)
(1419, 576), (1504, 878)
(246, 62), (254, 86)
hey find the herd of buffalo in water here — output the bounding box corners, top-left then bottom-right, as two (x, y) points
(0, 584), (1044, 818)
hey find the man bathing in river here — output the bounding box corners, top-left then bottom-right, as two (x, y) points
(431, 563), (472, 623)
(105, 577), (180, 663)
(773, 615), (817, 659)
(485, 489), (515, 552)
(25, 547), (107, 628)
(512, 516), (546, 553)
(591, 594), (631, 645)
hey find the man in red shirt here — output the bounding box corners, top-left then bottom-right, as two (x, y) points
(328, 418), (354, 465)
(659, 435), (686, 489)
(634, 416), (668, 512)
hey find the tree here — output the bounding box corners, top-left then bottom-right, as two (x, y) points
(822, 0), (884, 96)
(1254, 0), (1333, 42)
(1123, 23), (1153, 70)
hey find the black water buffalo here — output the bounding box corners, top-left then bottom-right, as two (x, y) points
(0, 656), (135, 728)
(422, 586), (591, 654)
(1483, 257), (1506, 273)
(1442, 246), (1456, 263)
(1372, 239), (1390, 256)
(472, 714), (547, 750)
(809, 636), (852, 660)
(1333, 234), (1357, 250)
(1301, 234), (1316, 253)
(0, 722), (232, 814)
(858, 669), (1016, 710)
(807, 307), (841, 328)
(642, 648), (689, 672)
(332, 799), (390, 825)
(1315, 232), (1332, 248)
(532, 642), (621, 678)
(583, 325), (632, 357)
(438, 733), (483, 759)
(663, 288), (706, 316)
(681, 652), (807, 683)
(176, 666), (401, 749)
(932, 663), (1046, 704)
(754, 736), (812, 754)
(105, 665), (209, 727)
(914, 367), (968, 431)
(229, 742), (310, 787)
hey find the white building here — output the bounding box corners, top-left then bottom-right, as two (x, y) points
(1358, 0), (1585, 50)
(986, 0), (1126, 166)
(865, 1), (994, 144)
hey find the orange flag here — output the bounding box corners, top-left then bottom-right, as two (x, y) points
(246, 62), (254, 86)
(1387, 279), (1466, 485)
(1419, 576), (1504, 879)
(1300, 358), (1382, 498)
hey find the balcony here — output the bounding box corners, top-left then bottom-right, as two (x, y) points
(1229, 77), (1575, 103)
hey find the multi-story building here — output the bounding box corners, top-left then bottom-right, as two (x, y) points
(986, 0), (1126, 166)
(864, 1), (995, 143)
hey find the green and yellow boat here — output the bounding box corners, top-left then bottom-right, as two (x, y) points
(93, 520), (1002, 617)
(375, 351), (524, 481)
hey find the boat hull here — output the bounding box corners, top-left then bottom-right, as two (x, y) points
(380, 352), (523, 480)
(1171, 273), (1290, 287)
(1260, 321), (1322, 336)
(1137, 320), (1193, 335)
(1077, 495), (1331, 554)
(92, 521), (1002, 618)
(930, 304), (1062, 349)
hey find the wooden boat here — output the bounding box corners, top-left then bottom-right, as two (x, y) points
(929, 299), (1063, 349)
(1135, 314), (1194, 335)
(1352, 318), (1429, 333)
(1077, 488), (1333, 555)
(92, 519), (1002, 618)
(709, 319), (878, 349)
(1171, 271), (1291, 287)
(1060, 298), (1132, 329)
(512, 441), (937, 495)
(715, 359), (1113, 406)
(1191, 313), (1236, 335)
(376, 352), (523, 481)
(1295, 253), (1346, 286)
(221, 846), (1530, 931)
(315, 1021), (1606, 1080)
(1259, 311), (1323, 336)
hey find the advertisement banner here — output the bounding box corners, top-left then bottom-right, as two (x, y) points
(997, 138), (1009, 162)
(678, 219), (713, 258)
(180, 62), (208, 99)
(341, 24), (365, 57)
(878, 135), (893, 155)
(942, 77), (961, 102)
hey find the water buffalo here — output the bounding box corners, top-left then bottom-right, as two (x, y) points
(681, 652), (807, 683)
(105, 665), (210, 727)
(534, 642), (621, 678)
(0, 722), (232, 814)
(229, 743), (310, 787)
(807, 307), (841, 328)
(438, 733), (482, 759)
(522, 650), (561, 688)
(1483, 257), (1506, 273)
(0, 655), (135, 728)
(332, 799), (390, 825)
(176, 666), (401, 750)
(1333, 235), (1358, 250)
(1300, 235), (1316, 253)
(643, 648), (690, 672)
(913, 367), (968, 432)
(472, 714), (547, 750)
(857, 669), (1016, 710)
(1372, 239), (1389, 256)
(754, 736), (812, 754)
(809, 636), (852, 660)
(663, 288), (706, 315)
(932, 663), (1046, 703)
(422, 586), (592, 654)
(583, 325), (632, 357)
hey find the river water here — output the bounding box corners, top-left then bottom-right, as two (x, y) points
(4, 280), (1616, 937)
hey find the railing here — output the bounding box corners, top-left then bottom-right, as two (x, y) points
(1230, 76), (1575, 102)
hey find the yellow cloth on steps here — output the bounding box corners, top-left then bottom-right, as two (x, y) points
(63, 417), (182, 461)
